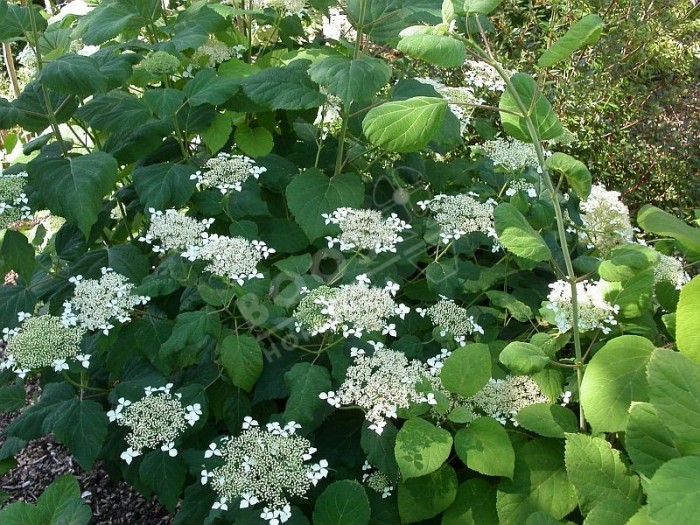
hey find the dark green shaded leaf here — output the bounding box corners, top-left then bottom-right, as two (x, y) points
(283, 362), (333, 430)
(309, 56), (392, 104)
(39, 55), (108, 96)
(398, 464), (457, 523)
(494, 203), (551, 264)
(242, 61), (326, 110)
(313, 480), (371, 525)
(133, 163), (197, 210)
(53, 399), (108, 470)
(218, 333), (263, 392)
(139, 451), (187, 512)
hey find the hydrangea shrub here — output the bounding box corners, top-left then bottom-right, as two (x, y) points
(1, 0), (699, 523)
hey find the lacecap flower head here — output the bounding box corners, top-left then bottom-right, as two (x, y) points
(139, 208), (213, 254)
(0, 171), (32, 229)
(322, 207), (411, 254)
(191, 152), (267, 194)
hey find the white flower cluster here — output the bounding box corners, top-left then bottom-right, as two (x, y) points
(191, 152), (267, 194)
(578, 184), (634, 256)
(313, 92), (342, 139)
(181, 234), (274, 285)
(0, 171), (32, 229)
(654, 254), (690, 290)
(416, 298), (484, 345)
(203, 418), (327, 524)
(1, 313), (87, 378)
(416, 78), (481, 131)
(322, 7), (356, 41)
(320, 342), (438, 434)
(109, 384), (201, 464)
(464, 60), (507, 93)
(139, 208), (213, 254)
(293, 275), (409, 338)
(545, 279), (619, 334)
(506, 178), (538, 198)
(418, 193), (500, 248)
(461, 376), (550, 425)
(322, 207), (411, 253)
(481, 138), (541, 172)
(194, 38), (245, 66)
(61, 268), (150, 335)
(257, 0), (306, 16)
(362, 461), (393, 498)
(16, 45), (37, 69)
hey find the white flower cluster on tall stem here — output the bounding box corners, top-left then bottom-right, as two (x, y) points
(506, 178), (538, 198)
(139, 208), (213, 253)
(545, 279), (619, 334)
(194, 38), (245, 66)
(461, 376), (550, 425)
(293, 275), (409, 338)
(418, 193), (500, 249)
(203, 419), (327, 524)
(654, 254), (690, 290)
(481, 137), (542, 172)
(181, 234), (274, 285)
(1, 313), (87, 378)
(109, 384), (201, 464)
(464, 60), (507, 92)
(322, 207), (411, 253)
(322, 7), (356, 41)
(319, 342), (435, 434)
(61, 268), (150, 335)
(361, 461), (393, 498)
(416, 297), (484, 346)
(0, 171), (32, 229)
(578, 184), (634, 256)
(191, 152), (267, 194)
(313, 92), (343, 139)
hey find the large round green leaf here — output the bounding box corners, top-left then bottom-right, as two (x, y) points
(499, 341), (550, 375)
(648, 457), (700, 524)
(398, 464), (458, 523)
(395, 418), (452, 479)
(455, 417), (514, 478)
(440, 343), (491, 397)
(308, 56), (392, 104)
(580, 335), (655, 433)
(494, 203), (551, 264)
(515, 403), (578, 438)
(313, 480), (370, 525)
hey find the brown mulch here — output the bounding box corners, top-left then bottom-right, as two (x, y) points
(0, 382), (174, 524)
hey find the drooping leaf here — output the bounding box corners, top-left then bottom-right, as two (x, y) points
(75, 92), (152, 134)
(0, 3), (46, 42)
(241, 60), (326, 110)
(637, 205), (700, 253)
(499, 73), (563, 141)
(397, 33), (466, 68)
(29, 152), (120, 237)
(515, 403), (579, 438)
(397, 464), (458, 523)
(463, 0), (503, 15)
(160, 310), (221, 368)
(218, 333), (263, 392)
(499, 341), (550, 375)
(0, 384), (25, 413)
(363, 96), (448, 152)
(0, 285), (37, 332)
(235, 124), (274, 157)
(313, 480), (371, 525)
(39, 55), (108, 96)
(537, 15), (604, 68)
(395, 418), (452, 479)
(285, 169), (364, 241)
(139, 451), (187, 512)
(133, 162), (197, 210)
(0, 230), (35, 282)
(565, 433), (642, 515)
(52, 399), (108, 471)
(283, 362), (333, 430)
(440, 343), (491, 397)
(74, 0), (142, 45)
(580, 335), (655, 433)
(361, 421), (399, 481)
(544, 152), (592, 199)
(308, 56), (392, 104)
(486, 290), (534, 322)
(183, 69), (240, 107)
(494, 203), (551, 264)
(455, 417), (514, 478)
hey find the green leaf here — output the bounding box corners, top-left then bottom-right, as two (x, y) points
(363, 96), (447, 152)
(74, 1), (141, 44)
(0, 501), (42, 525)
(582, 498), (641, 525)
(12, 82), (78, 133)
(139, 451), (187, 513)
(235, 124), (274, 157)
(143, 88), (186, 120)
(440, 343), (491, 396)
(4, 382), (74, 441)
(647, 456), (700, 524)
(361, 421), (399, 480)
(0, 230), (35, 282)
(183, 69), (240, 107)
(313, 480), (371, 525)
(499, 341), (550, 374)
(442, 478), (498, 525)
(0, 285), (37, 332)
(497, 439), (577, 524)
(564, 433), (641, 515)
(647, 348), (700, 454)
(537, 15), (604, 68)
(398, 464), (458, 523)
(283, 362), (332, 430)
(0, 384), (25, 413)
(580, 335), (655, 433)
(241, 61), (326, 110)
(499, 73), (563, 141)
(30, 152), (120, 237)
(455, 417), (514, 478)
(257, 218), (310, 253)
(52, 399), (108, 470)
(75, 91), (152, 134)
(494, 203), (552, 264)
(486, 291), (534, 322)
(637, 204), (700, 253)
(286, 169), (364, 241)
(544, 152), (592, 199)
(598, 245), (659, 283)
(463, 0), (503, 15)
(38, 55), (108, 96)
(133, 162), (197, 211)
(308, 56), (392, 104)
(37, 474), (91, 525)
(395, 418), (452, 479)
(515, 403), (579, 438)
(218, 333), (263, 392)
(160, 310), (221, 368)
(397, 34), (466, 68)
(346, 0), (440, 45)
(0, 3), (46, 43)
(625, 402), (682, 477)
(676, 276), (700, 364)
(201, 111), (234, 154)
